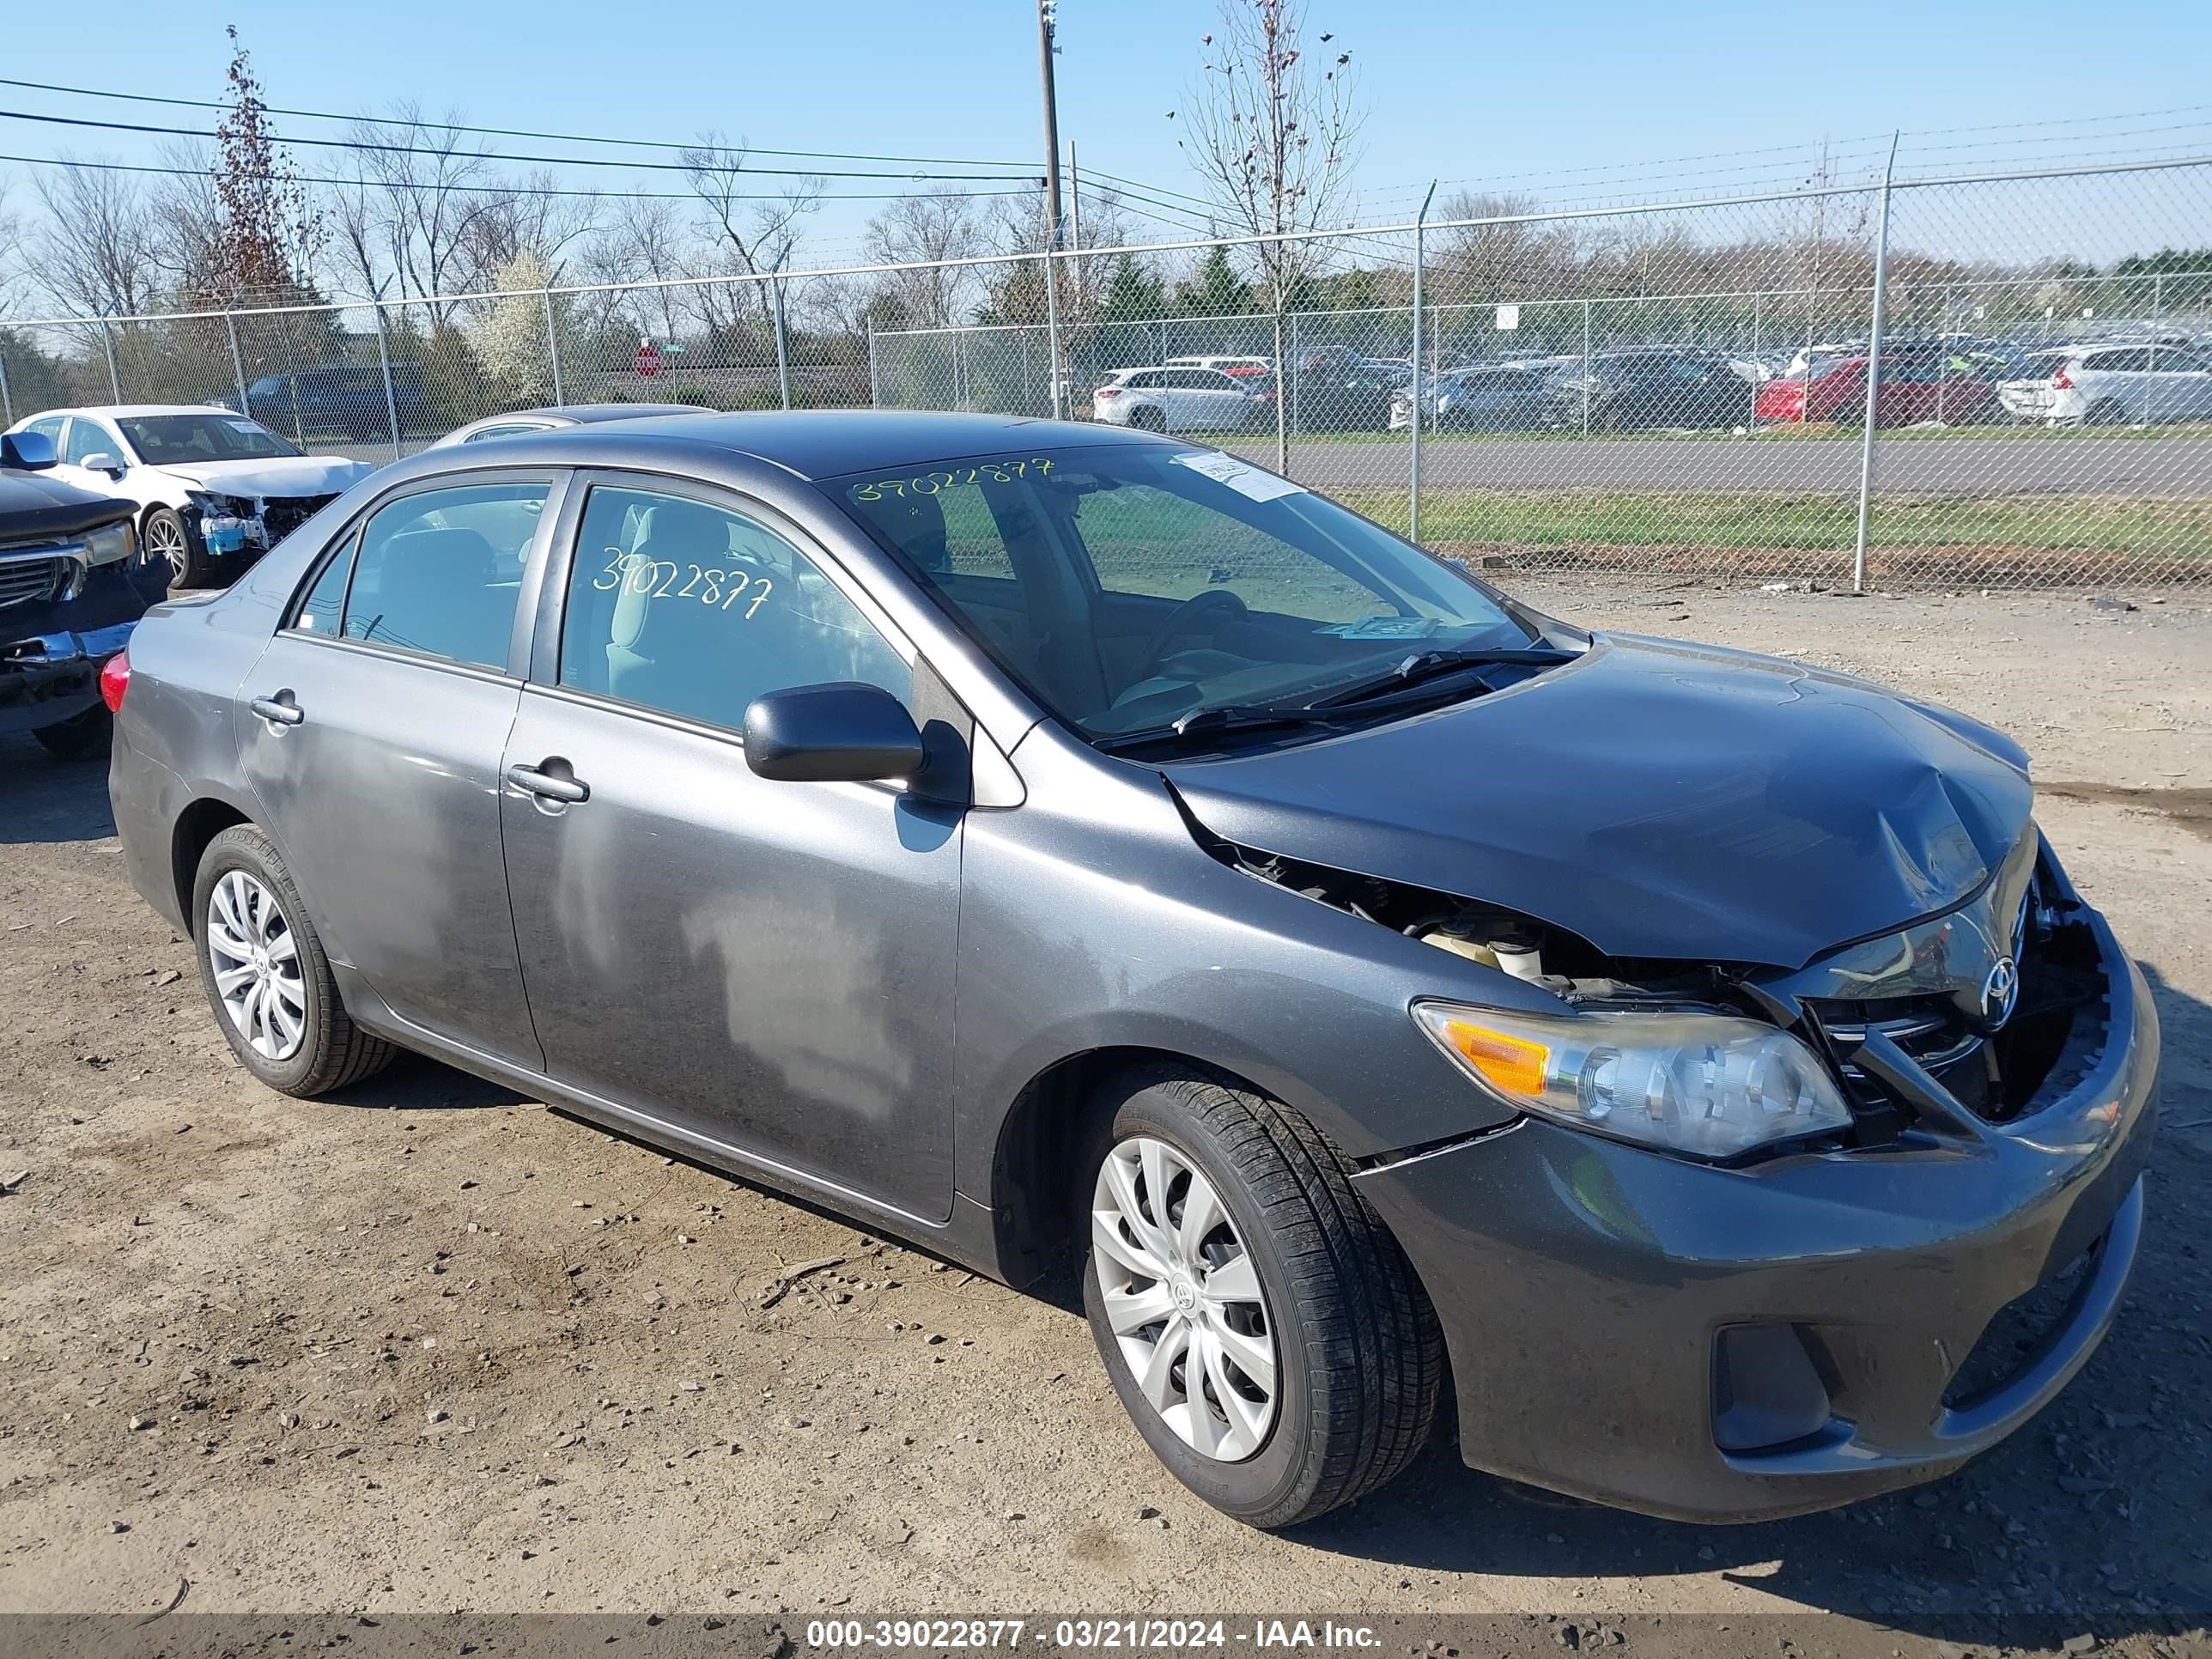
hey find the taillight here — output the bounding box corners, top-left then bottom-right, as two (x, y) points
(100, 648), (131, 714)
(2051, 367), (2073, 390)
(1095, 387), (1121, 398)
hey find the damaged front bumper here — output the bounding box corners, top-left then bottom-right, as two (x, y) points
(1352, 902), (2158, 1522)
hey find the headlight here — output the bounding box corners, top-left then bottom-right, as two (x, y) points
(1413, 1000), (1852, 1159)
(82, 520), (136, 566)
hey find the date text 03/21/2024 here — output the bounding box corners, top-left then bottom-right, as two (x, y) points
(802, 1619), (1383, 1650)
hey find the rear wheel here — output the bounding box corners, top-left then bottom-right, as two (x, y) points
(2086, 398), (2129, 427)
(31, 704), (112, 762)
(143, 507), (208, 589)
(1127, 404), (1167, 432)
(192, 823), (395, 1097)
(1081, 1069), (1443, 1528)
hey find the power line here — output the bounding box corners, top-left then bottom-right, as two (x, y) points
(0, 150), (1032, 204)
(0, 107), (1042, 183)
(0, 76), (1036, 169)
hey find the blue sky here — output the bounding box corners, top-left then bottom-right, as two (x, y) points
(3, 0), (2207, 262)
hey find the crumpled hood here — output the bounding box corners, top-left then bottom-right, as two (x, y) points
(161, 456), (374, 499)
(1164, 634), (2033, 970)
(0, 468), (137, 540)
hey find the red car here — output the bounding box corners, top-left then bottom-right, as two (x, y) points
(1754, 345), (2002, 427)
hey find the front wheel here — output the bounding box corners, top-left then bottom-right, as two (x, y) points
(1082, 1071), (1443, 1528)
(192, 823), (396, 1097)
(143, 507), (209, 588)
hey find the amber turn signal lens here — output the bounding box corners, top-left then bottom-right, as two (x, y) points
(1440, 1019), (1549, 1097)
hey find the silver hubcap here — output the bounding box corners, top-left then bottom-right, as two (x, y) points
(1091, 1135), (1278, 1462)
(145, 515), (187, 579)
(205, 870), (307, 1061)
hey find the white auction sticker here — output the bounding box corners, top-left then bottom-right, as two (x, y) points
(1170, 450), (1305, 502)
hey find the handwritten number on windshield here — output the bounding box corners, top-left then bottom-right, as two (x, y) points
(851, 456), (1053, 502)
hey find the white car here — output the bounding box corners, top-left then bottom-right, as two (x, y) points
(1996, 343), (2212, 427)
(1091, 367), (1271, 432)
(2, 404), (374, 586)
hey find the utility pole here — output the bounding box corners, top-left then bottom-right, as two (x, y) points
(1038, 0), (1066, 420)
(1037, 0), (1065, 249)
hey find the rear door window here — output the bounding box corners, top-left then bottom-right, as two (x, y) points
(296, 481), (548, 670)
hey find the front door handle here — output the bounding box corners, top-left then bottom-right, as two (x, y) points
(249, 692), (304, 726)
(506, 762), (589, 805)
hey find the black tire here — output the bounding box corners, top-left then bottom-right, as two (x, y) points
(1127, 404), (1167, 432)
(191, 823), (396, 1097)
(31, 703), (112, 762)
(143, 506), (210, 589)
(2086, 398), (2129, 428)
(1080, 1068), (1443, 1528)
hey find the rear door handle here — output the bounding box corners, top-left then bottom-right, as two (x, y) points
(249, 692), (304, 726)
(506, 763), (589, 805)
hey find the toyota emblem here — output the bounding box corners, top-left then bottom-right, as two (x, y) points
(1982, 956), (2021, 1030)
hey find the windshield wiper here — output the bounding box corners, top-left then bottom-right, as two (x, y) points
(1305, 644), (1580, 710)
(1094, 703), (1351, 756)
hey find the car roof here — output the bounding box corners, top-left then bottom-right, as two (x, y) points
(18, 404), (239, 422)
(483, 403), (708, 426)
(397, 409), (1176, 483)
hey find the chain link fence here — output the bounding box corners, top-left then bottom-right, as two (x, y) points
(4, 157), (2208, 588)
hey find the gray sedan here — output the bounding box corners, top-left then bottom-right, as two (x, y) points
(105, 410), (2155, 1528)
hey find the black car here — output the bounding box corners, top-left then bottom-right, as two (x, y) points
(1291, 353), (1408, 431)
(0, 428), (158, 759)
(244, 363), (436, 443)
(1547, 347), (1757, 431)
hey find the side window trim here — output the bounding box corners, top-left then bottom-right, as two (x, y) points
(528, 467), (917, 691)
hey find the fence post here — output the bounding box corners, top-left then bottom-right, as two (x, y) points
(1851, 131), (1901, 597)
(2148, 272), (2164, 425)
(1290, 310), (1302, 438)
(1581, 296), (1592, 438)
(370, 296), (403, 462)
(867, 327), (880, 409)
(1936, 282), (1950, 424)
(0, 343), (12, 427)
(1042, 251), (1065, 420)
(543, 290), (566, 409)
(100, 316), (122, 403)
(225, 312), (250, 416)
(771, 277), (793, 411)
(1408, 183), (1437, 543)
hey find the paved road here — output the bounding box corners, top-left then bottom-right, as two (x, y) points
(1220, 434), (2212, 496)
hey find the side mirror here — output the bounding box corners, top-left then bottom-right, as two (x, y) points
(1, 429), (57, 471)
(78, 452), (124, 476)
(742, 682), (926, 785)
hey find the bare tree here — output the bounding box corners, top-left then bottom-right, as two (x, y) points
(464, 171), (599, 285)
(864, 191), (988, 330)
(681, 134), (823, 328)
(330, 105), (501, 312)
(577, 195), (695, 356)
(31, 159), (164, 317)
(1176, 0), (1362, 468)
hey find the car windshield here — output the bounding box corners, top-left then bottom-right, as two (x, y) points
(831, 444), (1534, 742)
(118, 414), (302, 465)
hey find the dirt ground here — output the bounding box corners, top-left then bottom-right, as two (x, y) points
(1, 579), (2208, 1656)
